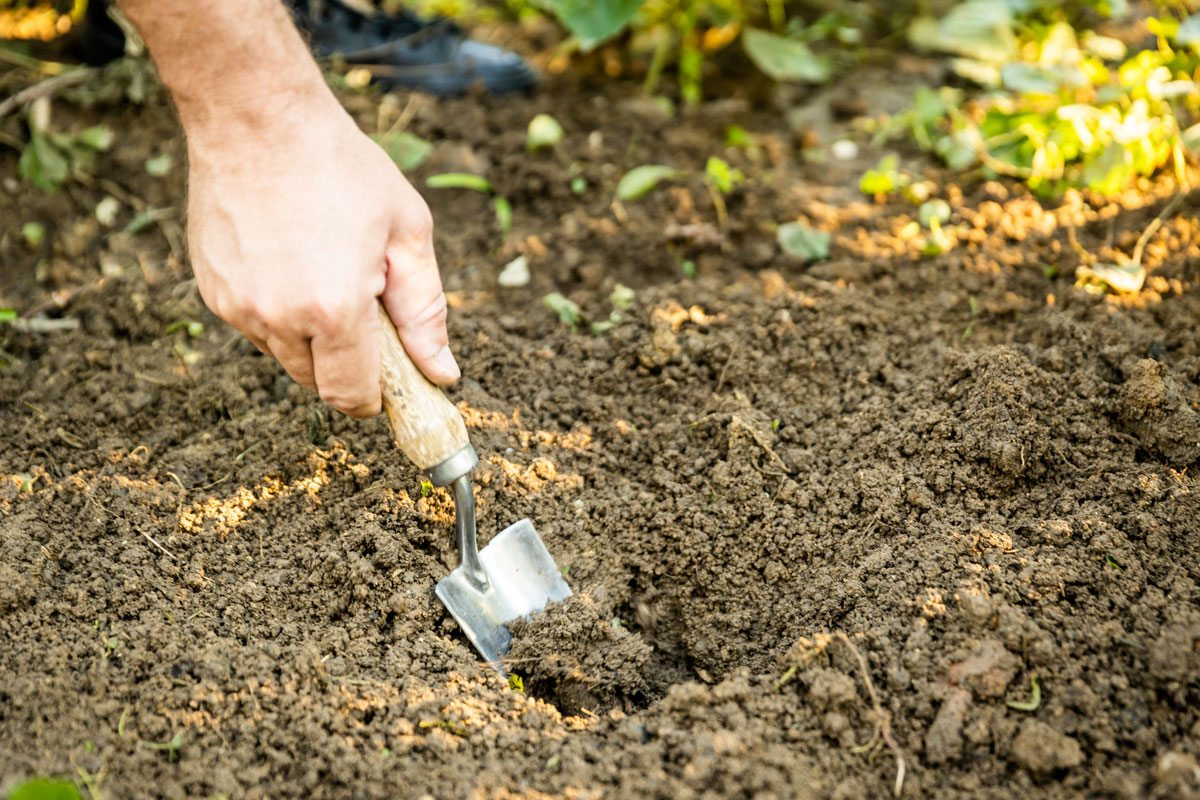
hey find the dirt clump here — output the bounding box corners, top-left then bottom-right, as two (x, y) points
(1118, 358), (1200, 463)
(1010, 720), (1085, 775)
(506, 593), (656, 715)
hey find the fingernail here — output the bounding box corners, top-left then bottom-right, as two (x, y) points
(433, 345), (461, 382)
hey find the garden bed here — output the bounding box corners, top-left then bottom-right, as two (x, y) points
(2, 61), (1199, 799)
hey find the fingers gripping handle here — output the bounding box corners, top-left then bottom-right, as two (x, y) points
(376, 303), (476, 484)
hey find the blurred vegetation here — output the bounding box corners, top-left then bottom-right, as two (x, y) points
(887, 0), (1200, 197)
(396, 0), (1200, 198)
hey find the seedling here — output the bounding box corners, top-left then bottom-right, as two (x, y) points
(859, 154), (909, 197)
(526, 113), (564, 151)
(0, 308), (17, 323)
(493, 197), (513, 236)
(19, 97), (115, 192)
(918, 199), (951, 228)
(591, 283), (636, 334)
(777, 221), (830, 262)
(426, 173), (492, 192)
(962, 296), (978, 341)
(419, 479), (433, 497)
(1105, 554), (1125, 572)
(725, 125), (752, 149)
(615, 164), (683, 201)
(919, 217), (956, 257)
(543, 292), (582, 332)
(140, 731), (184, 762)
(21, 221), (44, 247)
(124, 207), (172, 235)
(1006, 675), (1042, 711)
(507, 673), (525, 693)
(426, 173), (512, 236)
(144, 153), (173, 177)
(165, 320), (204, 338)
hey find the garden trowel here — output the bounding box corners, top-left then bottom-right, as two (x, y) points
(375, 304), (571, 670)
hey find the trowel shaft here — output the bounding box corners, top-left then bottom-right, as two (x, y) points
(451, 475), (488, 592)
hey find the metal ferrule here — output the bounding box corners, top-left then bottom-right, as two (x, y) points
(427, 444), (478, 487)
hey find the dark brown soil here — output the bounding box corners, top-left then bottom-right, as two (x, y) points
(3, 53), (1200, 800)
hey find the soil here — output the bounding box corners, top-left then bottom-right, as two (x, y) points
(3, 48), (1200, 800)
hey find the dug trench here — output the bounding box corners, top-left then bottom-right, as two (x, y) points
(3, 75), (1200, 799)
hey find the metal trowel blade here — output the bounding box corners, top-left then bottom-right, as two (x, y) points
(435, 518), (572, 669)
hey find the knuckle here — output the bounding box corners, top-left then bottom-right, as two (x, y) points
(410, 208), (434, 239)
(307, 296), (358, 334)
(319, 386), (380, 418)
(409, 292), (448, 329)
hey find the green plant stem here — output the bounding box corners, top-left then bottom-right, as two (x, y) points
(643, 30), (672, 96)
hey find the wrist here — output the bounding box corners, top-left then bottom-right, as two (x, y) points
(178, 79), (344, 156)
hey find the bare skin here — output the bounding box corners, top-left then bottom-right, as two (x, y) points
(115, 0), (459, 417)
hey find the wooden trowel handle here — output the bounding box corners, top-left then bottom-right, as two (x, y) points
(376, 302), (471, 475)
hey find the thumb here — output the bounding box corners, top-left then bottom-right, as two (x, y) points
(380, 236), (460, 386)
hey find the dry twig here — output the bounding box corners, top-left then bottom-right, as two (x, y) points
(0, 68), (97, 119)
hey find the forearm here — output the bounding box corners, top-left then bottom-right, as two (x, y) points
(114, 0), (341, 144)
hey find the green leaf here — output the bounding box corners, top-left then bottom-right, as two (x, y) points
(426, 173), (493, 192)
(371, 131), (433, 172)
(725, 125), (751, 148)
(742, 28), (831, 83)
(615, 165), (681, 201)
(19, 131), (70, 192)
(1182, 122), (1200, 151)
(704, 156), (743, 194)
(543, 292), (582, 332)
(75, 125), (114, 151)
(1001, 63), (1058, 93)
(919, 199), (951, 227)
(526, 113), (564, 151)
(610, 283), (635, 310)
(936, 130), (978, 170)
(1083, 141), (1132, 195)
(912, 86), (946, 128)
(8, 778), (83, 800)
(21, 221), (45, 247)
(1005, 675), (1042, 712)
(927, 0), (1018, 62)
(1176, 14), (1200, 47)
(535, 0), (641, 50)
(777, 222), (830, 262)
(0, 309), (16, 323)
(125, 207), (163, 234)
(144, 154), (173, 177)
(1001, 62), (1086, 93)
(859, 154), (905, 196)
(493, 196), (513, 235)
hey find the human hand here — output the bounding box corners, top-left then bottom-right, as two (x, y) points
(184, 97), (459, 418)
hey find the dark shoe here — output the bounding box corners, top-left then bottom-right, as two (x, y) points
(293, 0), (537, 95)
